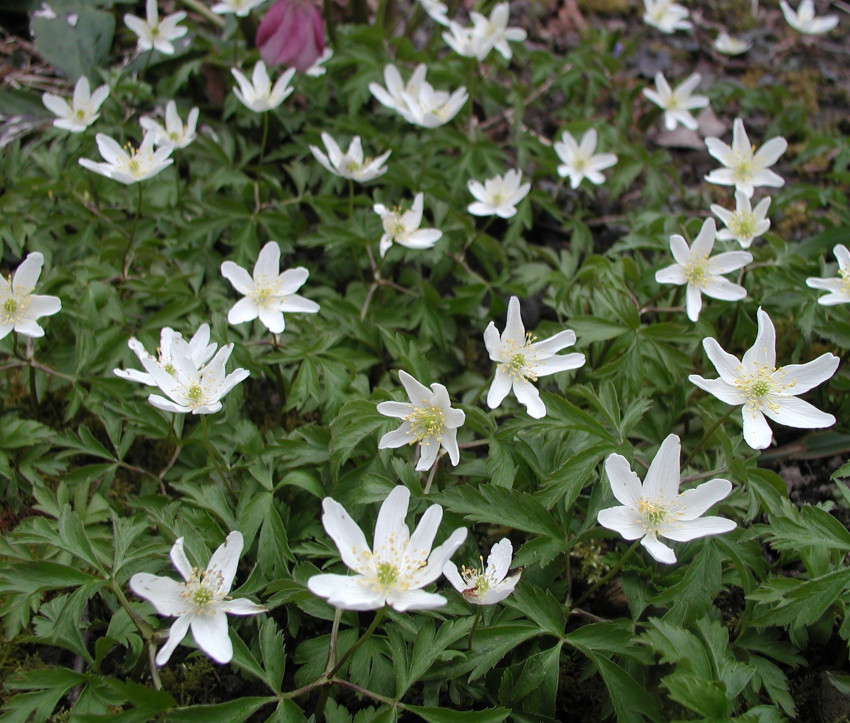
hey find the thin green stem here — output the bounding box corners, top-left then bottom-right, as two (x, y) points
(572, 539), (641, 609)
(121, 183), (144, 281)
(259, 112), (269, 167)
(147, 642), (163, 690)
(326, 608), (385, 679)
(682, 405), (736, 470)
(201, 415), (235, 495)
(128, 51), (153, 110)
(180, 0), (225, 26)
(467, 607), (483, 650)
(423, 452), (442, 494)
(111, 579), (155, 639)
(348, 178), (355, 222)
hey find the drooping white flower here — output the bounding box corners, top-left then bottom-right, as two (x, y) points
(442, 21), (480, 58)
(309, 133), (391, 182)
(597, 434), (736, 564)
(124, 0), (188, 55)
(443, 538), (521, 605)
(704, 118), (787, 198)
(467, 169), (530, 218)
(304, 48), (333, 77)
(642, 72), (709, 131)
(642, 0), (692, 33)
(484, 296), (585, 418)
(373, 193), (443, 257)
(139, 100), (199, 149)
(654, 218), (753, 322)
(78, 131), (174, 184)
(42, 76), (109, 133)
(231, 61), (296, 113)
(806, 244), (850, 306)
(0, 252), (61, 340)
(779, 0), (838, 34)
(308, 486), (467, 611)
(689, 307), (839, 449)
(419, 0), (451, 26)
(714, 31), (751, 55)
(221, 241), (319, 333)
(114, 324), (217, 387)
(468, 2), (527, 60)
(369, 64), (427, 124)
(553, 128), (618, 190)
(369, 63), (467, 129)
(377, 371), (465, 472)
(211, 0), (266, 16)
(710, 190), (771, 249)
(129, 531), (265, 665)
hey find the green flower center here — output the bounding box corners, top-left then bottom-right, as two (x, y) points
(192, 586), (214, 607)
(639, 499), (667, 528)
(684, 256), (710, 288)
(187, 384), (203, 403)
(734, 362), (795, 414)
(4, 298), (18, 314)
(729, 149), (756, 181)
(76, 109), (86, 119)
(375, 562), (399, 587)
(840, 268), (850, 295)
(729, 211), (756, 240)
(405, 405), (444, 443)
(509, 352), (525, 371)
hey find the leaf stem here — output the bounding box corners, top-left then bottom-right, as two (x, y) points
(682, 405), (736, 470)
(326, 607), (385, 678)
(467, 607), (483, 650)
(121, 183), (144, 281)
(572, 539), (641, 608)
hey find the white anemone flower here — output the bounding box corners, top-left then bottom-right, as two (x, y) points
(369, 64), (427, 123)
(446, 2), (526, 60)
(642, 72), (709, 131)
(419, 0), (451, 25)
(714, 31), (751, 55)
(806, 244), (850, 305)
(443, 538), (521, 605)
(124, 0), (188, 55)
(221, 241), (319, 333)
(79, 131), (174, 184)
(377, 371), (465, 472)
(484, 296), (585, 418)
(0, 252), (61, 340)
(42, 76), (109, 133)
(442, 21), (479, 58)
(553, 129), (618, 190)
(373, 193), (443, 257)
(140, 100), (199, 149)
(211, 0), (266, 16)
(654, 218), (753, 322)
(779, 0), (838, 34)
(129, 531), (266, 666)
(710, 190), (771, 249)
(370, 64), (467, 129)
(467, 169), (530, 218)
(309, 133), (391, 182)
(689, 307), (839, 450)
(231, 61), (296, 113)
(307, 486), (468, 611)
(114, 324), (217, 387)
(642, 0), (692, 33)
(597, 434), (736, 564)
(704, 118), (787, 198)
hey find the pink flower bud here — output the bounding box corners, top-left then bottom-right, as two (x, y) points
(256, 0), (325, 73)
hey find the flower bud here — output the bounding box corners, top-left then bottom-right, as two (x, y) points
(256, 0), (325, 73)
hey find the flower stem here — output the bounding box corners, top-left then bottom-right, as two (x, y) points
(326, 607), (385, 679)
(348, 178), (355, 222)
(423, 452), (442, 494)
(323, 607), (344, 675)
(682, 405), (736, 470)
(200, 415), (235, 495)
(180, 0), (225, 27)
(127, 50), (153, 110)
(121, 183), (144, 281)
(572, 539), (641, 609)
(467, 607), (483, 650)
(259, 112), (269, 168)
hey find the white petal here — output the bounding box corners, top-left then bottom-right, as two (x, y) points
(373, 485), (411, 556)
(155, 614), (192, 666)
(227, 298), (259, 326)
(782, 353), (839, 394)
(190, 610), (232, 664)
(742, 409), (773, 449)
(170, 538), (193, 581)
(742, 308), (776, 369)
(398, 370), (431, 404)
(220, 261), (254, 295)
(12, 252), (44, 294)
(221, 598), (266, 615)
(486, 369), (512, 409)
(642, 434), (681, 504)
(321, 497), (371, 573)
(641, 533), (677, 564)
(206, 530), (243, 594)
(597, 506), (645, 539)
(688, 375), (744, 405)
(386, 588), (447, 611)
(442, 561), (465, 593)
(307, 574), (385, 610)
(661, 516), (736, 541)
(603, 453), (642, 508)
(513, 378), (545, 418)
(676, 478), (733, 519)
(129, 573), (187, 615)
(378, 426), (413, 449)
(703, 337), (743, 386)
(764, 396), (835, 429)
(487, 538), (513, 582)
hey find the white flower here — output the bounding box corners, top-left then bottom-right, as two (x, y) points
(377, 371), (465, 472)
(211, 0), (266, 16)
(114, 324), (217, 387)
(484, 296), (585, 418)
(309, 132), (391, 182)
(689, 307), (839, 450)
(419, 0), (451, 26)
(714, 31), (751, 55)
(307, 486), (467, 611)
(304, 48), (333, 77)
(139, 100), (199, 149)
(710, 190), (771, 249)
(369, 63), (467, 129)
(597, 434), (736, 564)
(467, 169), (530, 218)
(642, 0), (692, 33)
(553, 128), (618, 190)
(124, 0), (188, 55)
(79, 131), (174, 184)
(704, 118), (787, 198)
(369, 64), (425, 123)
(807, 244), (850, 306)
(129, 531), (265, 666)
(468, 2), (526, 60)
(231, 61), (296, 113)
(221, 241), (319, 333)
(654, 218), (753, 322)
(779, 0), (838, 34)
(0, 252), (61, 340)
(42, 76), (109, 133)
(642, 72), (709, 131)
(442, 21), (480, 58)
(443, 538), (521, 605)
(373, 193), (443, 257)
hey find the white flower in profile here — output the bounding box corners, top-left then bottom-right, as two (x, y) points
(304, 48), (333, 77)
(140, 100), (199, 149)
(597, 434), (736, 564)
(309, 133), (391, 182)
(377, 371), (465, 471)
(553, 128), (618, 190)
(484, 296), (585, 418)
(307, 486), (468, 611)
(443, 538), (521, 605)
(0, 252), (61, 340)
(114, 324), (216, 386)
(710, 190), (771, 249)
(373, 193), (443, 257)
(124, 0), (188, 55)
(221, 241), (319, 333)
(369, 64), (427, 123)
(468, 2), (527, 60)
(704, 118), (787, 198)
(806, 244), (850, 306)
(42, 76), (109, 133)
(779, 0), (838, 34)
(642, 72), (709, 131)
(642, 0), (692, 33)
(211, 0), (266, 16)
(419, 0), (450, 26)
(79, 131), (174, 184)
(714, 31), (751, 55)
(655, 218), (752, 322)
(467, 169), (530, 218)
(129, 531), (265, 666)
(231, 61), (296, 113)
(369, 64), (467, 129)
(689, 307), (839, 449)
(442, 21), (479, 58)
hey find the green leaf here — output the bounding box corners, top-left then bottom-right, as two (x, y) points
(166, 696), (277, 722)
(504, 583), (565, 637)
(30, 4), (115, 82)
(405, 706), (510, 723)
(582, 650), (662, 723)
(259, 618), (286, 694)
